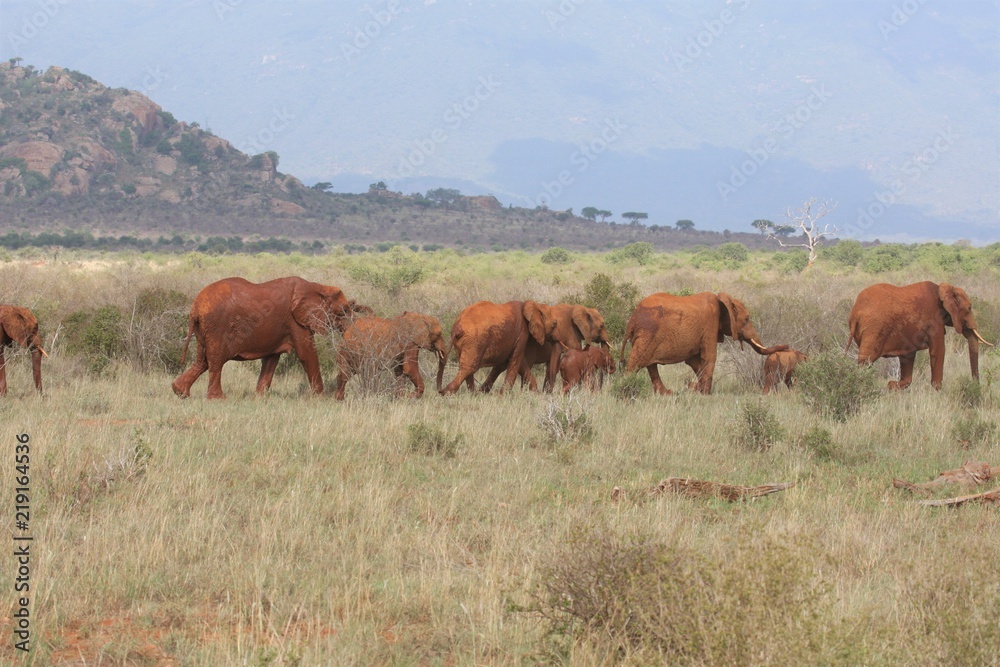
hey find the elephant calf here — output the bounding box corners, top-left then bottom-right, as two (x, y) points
(762, 348), (807, 394)
(333, 312), (448, 400)
(0, 304), (47, 396)
(559, 345), (616, 393)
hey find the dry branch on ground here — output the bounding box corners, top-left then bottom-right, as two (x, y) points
(612, 477), (795, 503)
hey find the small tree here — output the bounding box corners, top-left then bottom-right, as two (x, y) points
(312, 182), (333, 192)
(369, 181), (388, 192)
(675, 219), (695, 230)
(765, 198), (838, 268)
(752, 219), (773, 234)
(581, 206), (600, 221)
(597, 209), (613, 223)
(426, 187), (461, 206)
(621, 212), (648, 225)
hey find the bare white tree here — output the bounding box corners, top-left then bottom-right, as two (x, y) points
(759, 198), (839, 268)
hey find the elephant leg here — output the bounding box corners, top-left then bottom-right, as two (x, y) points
(928, 340), (946, 390)
(206, 357), (226, 399)
(442, 350), (482, 395)
(890, 353), (916, 391)
(686, 357), (714, 394)
(292, 332), (323, 395)
(256, 354), (281, 394)
(0, 347), (7, 396)
(401, 348), (424, 398)
(172, 341), (208, 398)
(646, 365), (671, 395)
(31, 348), (42, 393)
(480, 363), (505, 393)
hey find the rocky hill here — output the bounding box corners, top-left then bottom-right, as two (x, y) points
(0, 62), (784, 252)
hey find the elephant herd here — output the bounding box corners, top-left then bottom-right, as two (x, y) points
(0, 277), (993, 399)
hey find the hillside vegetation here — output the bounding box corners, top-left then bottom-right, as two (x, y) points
(0, 247), (998, 664)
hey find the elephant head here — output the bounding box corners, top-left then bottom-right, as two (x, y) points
(398, 312), (449, 392)
(538, 303), (609, 352)
(290, 279), (353, 335)
(717, 293), (771, 354)
(0, 305), (46, 394)
(523, 300), (559, 346)
(939, 283), (994, 380)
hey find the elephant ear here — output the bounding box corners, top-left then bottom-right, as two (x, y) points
(292, 282), (342, 331)
(1, 307), (32, 347)
(938, 283), (966, 335)
(523, 301), (550, 345)
(571, 306), (597, 346)
(717, 293), (740, 342)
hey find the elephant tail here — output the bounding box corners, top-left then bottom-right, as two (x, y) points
(619, 319), (636, 367)
(179, 313), (196, 366)
(844, 317), (858, 354)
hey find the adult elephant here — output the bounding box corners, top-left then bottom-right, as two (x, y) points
(171, 276), (362, 399)
(333, 312), (448, 400)
(480, 305), (612, 393)
(0, 305), (47, 396)
(440, 300), (603, 394)
(621, 292), (781, 394)
(845, 281), (993, 390)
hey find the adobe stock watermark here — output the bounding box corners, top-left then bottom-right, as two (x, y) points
(844, 127), (958, 237)
(341, 1), (401, 61)
(236, 108), (295, 155)
(543, 0), (586, 30)
(394, 75), (501, 178)
(716, 84), (833, 202)
(133, 66), (168, 98)
(878, 0), (929, 39)
(6, 0), (71, 50)
(533, 118), (628, 208)
(213, 0), (244, 21)
(671, 0), (752, 72)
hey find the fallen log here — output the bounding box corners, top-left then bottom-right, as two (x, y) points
(918, 488), (1000, 508)
(611, 478), (794, 503)
(892, 461), (993, 496)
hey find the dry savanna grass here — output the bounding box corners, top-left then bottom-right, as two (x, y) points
(1, 248), (999, 666)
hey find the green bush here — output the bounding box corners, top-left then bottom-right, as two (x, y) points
(65, 306), (126, 374)
(795, 352), (881, 422)
(825, 239), (863, 266)
(610, 370), (650, 402)
(541, 247), (571, 264)
(862, 245), (911, 273)
(407, 421), (461, 458)
(607, 241), (654, 265)
(952, 413), (996, 447)
(730, 400), (784, 452)
(795, 426), (836, 460)
(952, 376), (984, 409)
(529, 526), (841, 663)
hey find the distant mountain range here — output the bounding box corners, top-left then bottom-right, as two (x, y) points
(1, 1), (994, 242)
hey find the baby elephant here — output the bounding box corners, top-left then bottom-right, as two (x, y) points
(333, 312), (448, 400)
(559, 345), (616, 393)
(762, 348), (808, 394)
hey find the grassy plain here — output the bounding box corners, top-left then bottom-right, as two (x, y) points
(1, 245), (999, 665)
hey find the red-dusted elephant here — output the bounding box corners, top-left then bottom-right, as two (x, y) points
(622, 292), (782, 394)
(762, 348), (807, 394)
(333, 312), (448, 400)
(559, 344), (616, 393)
(171, 276), (365, 399)
(440, 300), (603, 394)
(480, 304), (612, 393)
(845, 281), (993, 390)
(0, 305), (47, 396)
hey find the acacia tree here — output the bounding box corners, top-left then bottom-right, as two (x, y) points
(622, 212), (648, 225)
(676, 219), (695, 230)
(597, 209), (613, 223)
(760, 198), (839, 268)
(581, 206), (600, 221)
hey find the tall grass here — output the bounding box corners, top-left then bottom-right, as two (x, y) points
(0, 250), (998, 665)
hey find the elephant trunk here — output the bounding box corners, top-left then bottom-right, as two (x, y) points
(435, 343), (448, 393)
(746, 337), (777, 355)
(966, 332), (980, 381)
(30, 347), (43, 393)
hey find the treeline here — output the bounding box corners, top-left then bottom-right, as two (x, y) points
(0, 231), (325, 254)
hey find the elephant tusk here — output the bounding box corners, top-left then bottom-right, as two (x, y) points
(973, 329), (995, 347)
(38, 347), (48, 358)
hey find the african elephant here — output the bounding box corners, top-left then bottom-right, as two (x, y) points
(440, 300), (597, 395)
(622, 292), (781, 394)
(333, 312), (448, 400)
(762, 348), (807, 394)
(479, 305), (612, 393)
(0, 305), (46, 396)
(171, 276), (363, 399)
(845, 281), (993, 390)
(559, 344), (616, 393)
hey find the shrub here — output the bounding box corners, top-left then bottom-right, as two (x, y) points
(347, 246), (425, 295)
(795, 352), (880, 422)
(952, 413), (996, 448)
(610, 371), (650, 402)
(952, 376), (984, 409)
(825, 239), (863, 266)
(407, 421), (461, 458)
(718, 242), (749, 263)
(541, 247), (571, 264)
(795, 426), (836, 460)
(861, 245), (911, 273)
(70, 305), (126, 374)
(607, 241), (654, 265)
(125, 288), (190, 373)
(528, 526), (840, 663)
(730, 400), (784, 452)
(560, 273), (640, 344)
(537, 394), (595, 447)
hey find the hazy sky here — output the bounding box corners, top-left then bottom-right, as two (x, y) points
(1, 1), (998, 241)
